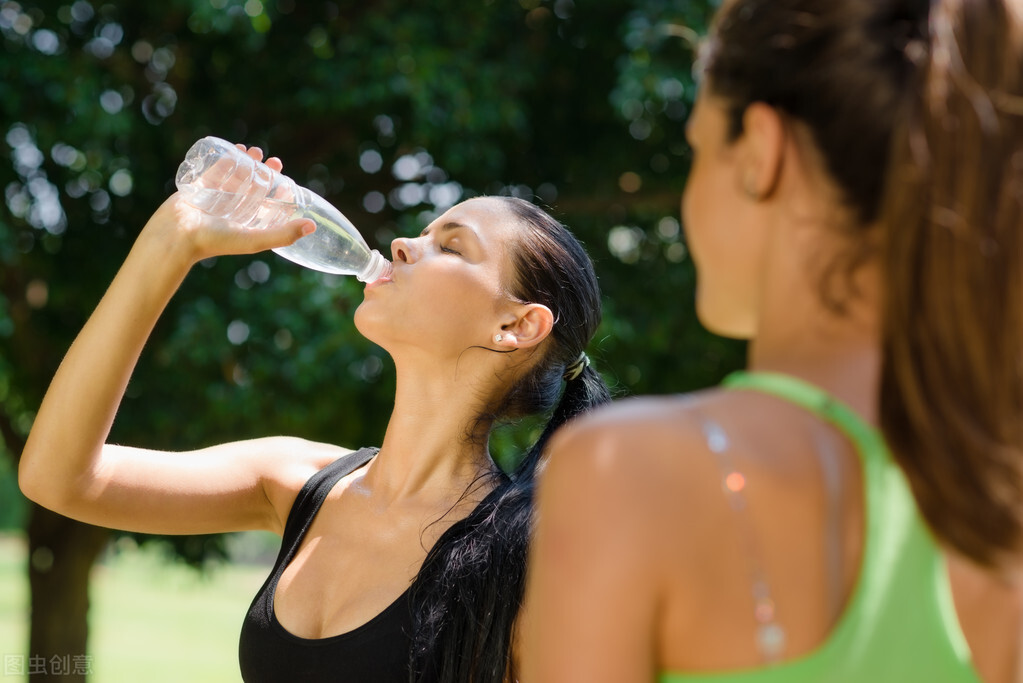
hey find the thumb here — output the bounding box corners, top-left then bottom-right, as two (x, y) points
(247, 218), (316, 252)
(282, 218), (316, 244)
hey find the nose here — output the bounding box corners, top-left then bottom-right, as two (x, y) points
(390, 236), (417, 264)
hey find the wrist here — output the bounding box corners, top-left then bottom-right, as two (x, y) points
(135, 194), (208, 270)
(130, 220), (198, 282)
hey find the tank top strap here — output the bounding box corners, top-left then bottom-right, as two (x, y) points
(721, 371), (887, 468)
(279, 446), (379, 552)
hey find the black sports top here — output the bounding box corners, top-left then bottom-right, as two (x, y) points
(238, 447), (417, 682)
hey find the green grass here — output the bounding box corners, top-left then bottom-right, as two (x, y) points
(0, 534), (28, 674)
(0, 533), (276, 683)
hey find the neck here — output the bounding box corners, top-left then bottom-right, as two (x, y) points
(365, 355), (498, 505)
(747, 325), (880, 424)
(748, 218), (883, 423)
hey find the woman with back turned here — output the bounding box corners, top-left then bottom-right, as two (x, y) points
(524, 0), (1023, 681)
(19, 146), (610, 681)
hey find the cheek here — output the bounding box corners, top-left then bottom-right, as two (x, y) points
(417, 267), (495, 317)
(682, 158), (760, 338)
(682, 157), (730, 273)
(356, 263), (502, 350)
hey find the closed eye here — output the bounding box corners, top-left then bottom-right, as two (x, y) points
(440, 244), (461, 255)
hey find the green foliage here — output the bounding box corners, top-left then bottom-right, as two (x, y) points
(0, 453), (27, 530)
(0, 0), (741, 566)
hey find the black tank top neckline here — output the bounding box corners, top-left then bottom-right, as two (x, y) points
(239, 447), (419, 682)
(265, 576), (412, 646)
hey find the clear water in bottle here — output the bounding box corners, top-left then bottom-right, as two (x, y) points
(174, 136), (391, 283)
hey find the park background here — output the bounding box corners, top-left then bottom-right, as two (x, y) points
(0, 0), (744, 680)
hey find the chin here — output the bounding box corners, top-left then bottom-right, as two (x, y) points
(353, 303), (383, 345)
(695, 296), (756, 340)
(354, 303), (417, 358)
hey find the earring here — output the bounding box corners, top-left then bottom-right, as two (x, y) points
(494, 334), (503, 343)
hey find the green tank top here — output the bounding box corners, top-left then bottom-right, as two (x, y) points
(660, 371), (981, 683)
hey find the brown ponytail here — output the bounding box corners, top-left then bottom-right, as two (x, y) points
(879, 0), (1023, 568)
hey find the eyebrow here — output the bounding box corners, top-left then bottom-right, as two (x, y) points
(421, 221), (480, 238)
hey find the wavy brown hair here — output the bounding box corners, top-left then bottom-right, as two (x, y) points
(879, 0), (1023, 568)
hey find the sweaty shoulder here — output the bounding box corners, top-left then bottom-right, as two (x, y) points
(531, 389), (737, 645)
(543, 390), (723, 490)
(542, 386), (828, 513)
(539, 390), (735, 544)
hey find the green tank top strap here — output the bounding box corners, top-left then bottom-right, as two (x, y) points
(721, 371), (887, 467)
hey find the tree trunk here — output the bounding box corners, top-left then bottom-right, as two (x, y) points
(26, 505), (107, 682)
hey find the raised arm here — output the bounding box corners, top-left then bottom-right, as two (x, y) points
(19, 152), (329, 536)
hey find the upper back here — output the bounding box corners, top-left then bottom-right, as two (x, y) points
(659, 371), (989, 682)
(579, 372), (1017, 682)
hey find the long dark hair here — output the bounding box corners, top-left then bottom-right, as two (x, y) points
(408, 196), (611, 681)
(702, 0), (1023, 567)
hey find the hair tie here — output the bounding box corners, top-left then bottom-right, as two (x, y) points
(563, 352), (590, 381)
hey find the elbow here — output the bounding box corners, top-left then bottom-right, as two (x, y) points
(18, 443), (79, 513)
(18, 449), (52, 508)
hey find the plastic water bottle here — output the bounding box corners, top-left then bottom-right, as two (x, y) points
(174, 136), (392, 283)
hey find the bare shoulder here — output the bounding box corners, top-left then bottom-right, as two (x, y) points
(525, 388), (738, 681)
(535, 389), (744, 570)
(219, 435), (352, 483)
(245, 436), (357, 532)
(541, 390), (727, 502)
(541, 384), (818, 515)
(249, 435), (354, 468)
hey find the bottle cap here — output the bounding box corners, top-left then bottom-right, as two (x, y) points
(358, 250), (393, 283)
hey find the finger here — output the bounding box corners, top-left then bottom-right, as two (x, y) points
(245, 146), (264, 162)
(265, 156), (283, 172)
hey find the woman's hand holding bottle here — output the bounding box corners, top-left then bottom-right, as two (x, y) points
(142, 145), (315, 268)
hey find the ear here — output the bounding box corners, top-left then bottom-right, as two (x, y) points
(737, 102), (786, 200)
(494, 303), (555, 350)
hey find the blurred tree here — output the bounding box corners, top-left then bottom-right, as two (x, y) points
(0, 0), (739, 677)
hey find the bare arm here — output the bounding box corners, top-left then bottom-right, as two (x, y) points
(45, 437), (346, 535)
(19, 153), (323, 536)
(521, 415), (664, 683)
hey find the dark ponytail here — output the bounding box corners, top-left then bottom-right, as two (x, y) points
(704, 0), (1023, 568)
(408, 197), (610, 681)
(879, 0), (1023, 568)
